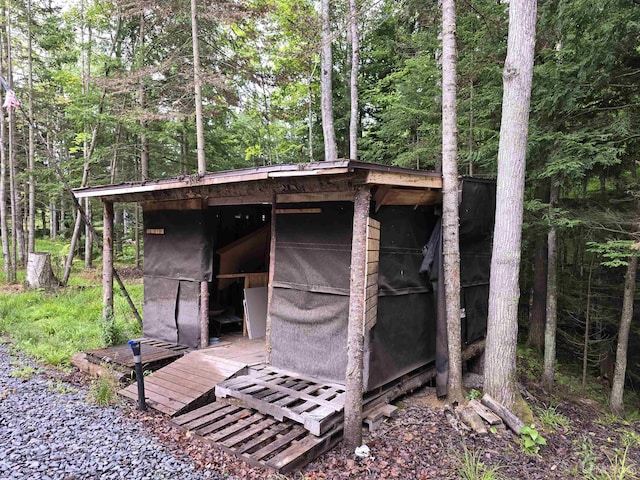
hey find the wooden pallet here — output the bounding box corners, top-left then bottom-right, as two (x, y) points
(86, 338), (191, 370)
(172, 402), (342, 472)
(119, 338), (265, 416)
(215, 367), (345, 436)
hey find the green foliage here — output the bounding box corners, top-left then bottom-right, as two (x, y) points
(573, 437), (637, 480)
(520, 425), (547, 455)
(536, 405), (571, 432)
(10, 365), (38, 381)
(88, 373), (119, 407)
(454, 442), (504, 480)
(587, 240), (635, 268)
(466, 389), (483, 401)
(48, 379), (77, 395)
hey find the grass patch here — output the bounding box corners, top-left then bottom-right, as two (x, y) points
(455, 442), (504, 480)
(88, 373), (119, 406)
(10, 364), (37, 380)
(0, 282), (142, 366)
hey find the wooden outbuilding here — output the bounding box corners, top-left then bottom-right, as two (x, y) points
(74, 160), (495, 467)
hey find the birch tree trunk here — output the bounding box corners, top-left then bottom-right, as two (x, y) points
(320, 0), (337, 161)
(441, 0), (464, 404)
(348, 0), (359, 161)
(484, 0), (537, 416)
(543, 182), (559, 389)
(191, 0), (206, 175)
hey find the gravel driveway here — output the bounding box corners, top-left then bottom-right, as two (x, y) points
(0, 342), (220, 480)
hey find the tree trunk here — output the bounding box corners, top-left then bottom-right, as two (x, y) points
(348, 0), (359, 161)
(27, 0), (36, 256)
(102, 201), (114, 323)
(84, 197), (93, 268)
(191, 0), (206, 175)
(320, 0), (337, 161)
(527, 236), (547, 350)
(543, 182), (559, 389)
(609, 236), (639, 414)
(344, 186), (371, 449)
(484, 0), (537, 416)
(582, 261), (593, 391)
(26, 252), (57, 290)
(139, 14), (150, 181)
(441, 0), (464, 404)
(0, 61), (12, 282)
(50, 202), (57, 239)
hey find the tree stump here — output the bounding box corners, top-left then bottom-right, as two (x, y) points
(26, 252), (58, 290)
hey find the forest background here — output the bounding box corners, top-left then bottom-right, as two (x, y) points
(0, 0), (639, 413)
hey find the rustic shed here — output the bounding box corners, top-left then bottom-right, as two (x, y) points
(74, 160), (495, 461)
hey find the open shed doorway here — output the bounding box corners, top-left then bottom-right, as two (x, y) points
(207, 205), (271, 339)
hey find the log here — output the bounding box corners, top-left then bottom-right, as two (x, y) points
(25, 252), (58, 290)
(480, 393), (524, 434)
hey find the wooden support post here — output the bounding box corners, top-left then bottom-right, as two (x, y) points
(102, 201), (114, 323)
(344, 185), (371, 449)
(200, 281), (209, 348)
(265, 193), (277, 364)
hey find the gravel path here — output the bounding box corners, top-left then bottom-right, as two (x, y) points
(0, 343), (222, 480)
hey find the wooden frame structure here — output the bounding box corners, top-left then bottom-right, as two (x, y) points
(75, 160), (444, 447)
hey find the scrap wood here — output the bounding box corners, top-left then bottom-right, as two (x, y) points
(468, 399), (502, 425)
(480, 394), (524, 434)
(457, 406), (488, 435)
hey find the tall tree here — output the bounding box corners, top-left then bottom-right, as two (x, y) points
(190, 0), (206, 174)
(542, 181), (559, 388)
(348, 0), (359, 160)
(320, 0), (337, 161)
(441, 0), (464, 403)
(0, 34), (11, 282)
(27, 0), (36, 256)
(484, 0), (537, 415)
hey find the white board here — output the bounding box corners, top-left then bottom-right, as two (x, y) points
(244, 287), (268, 339)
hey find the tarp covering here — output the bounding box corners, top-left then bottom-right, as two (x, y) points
(269, 203), (353, 383)
(142, 277), (202, 346)
(143, 209), (212, 282)
(365, 206), (438, 391)
(142, 208), (210, 347)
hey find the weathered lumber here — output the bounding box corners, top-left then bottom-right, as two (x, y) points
(480, 393), (524, 434)
(457, 406), (488, 435)
(468, 399), (502, 425)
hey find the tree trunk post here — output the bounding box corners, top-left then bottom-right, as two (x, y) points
(265, 193), (277, 364)
(102, 201), (114, 324)
(344, 185), (371, 449)
(320, 0), (337, 161)
(190, 0), (207, 175)
(200, 280), (209, 348)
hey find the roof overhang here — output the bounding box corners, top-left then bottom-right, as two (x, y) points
(73, 160), (443, 208)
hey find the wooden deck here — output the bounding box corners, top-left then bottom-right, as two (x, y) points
(119, 335), (265, 416)
(172, 402), (342, 472)
(85, 338), (191, 370)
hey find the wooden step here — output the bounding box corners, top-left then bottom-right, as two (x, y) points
(172, 402), (342, 473)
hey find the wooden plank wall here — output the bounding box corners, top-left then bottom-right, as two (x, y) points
(364, 218), (380, 332)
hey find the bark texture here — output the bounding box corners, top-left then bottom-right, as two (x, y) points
(102, 201), (114, 323)
(441, 0), (464, 404)
(26, 252), (57, 290)
(485, 0), (537, 414)
(543, 182), (559, 388)
(527, 236), (547, 350)
(609, 249), (638, 414)
(320, 0), (337, 161)
(348, 0), (359, 161)
(344, 186), (371, 449)
(191, 0), (206, 175)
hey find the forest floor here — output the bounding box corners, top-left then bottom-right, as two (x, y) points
(49, 360), (639, 480)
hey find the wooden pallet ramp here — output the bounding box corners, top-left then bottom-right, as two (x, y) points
(215, 367), (346, 436)
(172, 402), (342, 472)
(119, 338), (265, 416)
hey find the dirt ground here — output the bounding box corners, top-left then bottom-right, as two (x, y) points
(62, 372), (636, 480)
